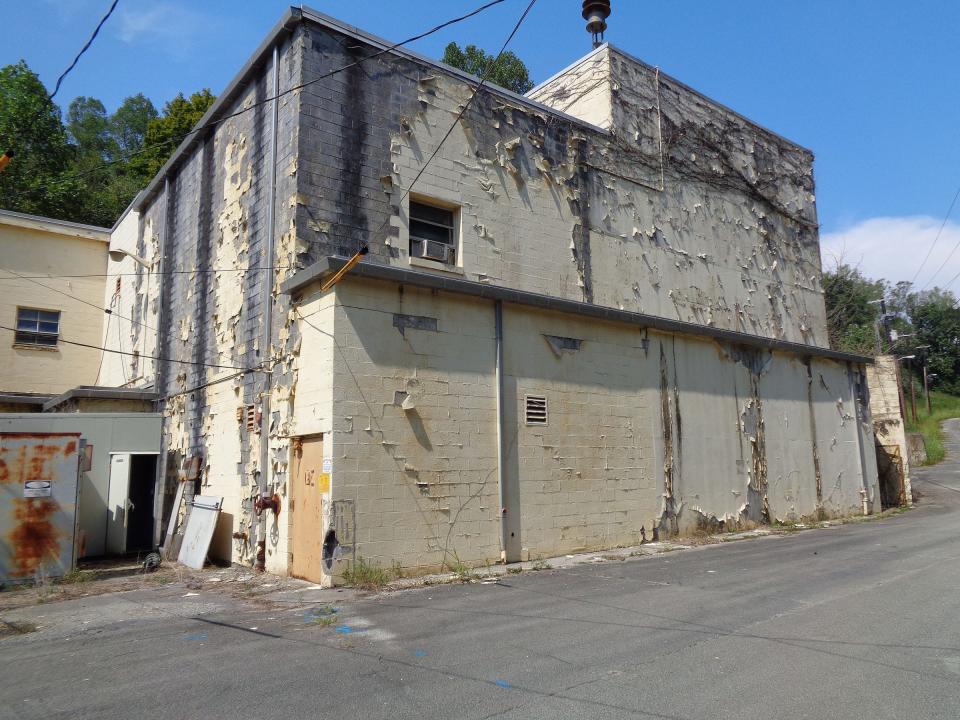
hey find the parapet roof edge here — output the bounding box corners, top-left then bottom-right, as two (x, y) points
(282, 257), (871, 365)
(603, 43), (813, 155)
(134, 6), (303, 213)
(132, 5), (608, 216)
(529, 42), (812, 156)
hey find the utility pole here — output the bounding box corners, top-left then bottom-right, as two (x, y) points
(896, 355), (916, 424)
(924, 364), (931, 415)
(909, 366), (918, 423)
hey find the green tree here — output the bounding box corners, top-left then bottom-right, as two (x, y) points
(908, 289), (960, 395)
(130, 89), (215, 181)
(441, 42), (533, 94)
(111, 93), (157, 155)
(822, 263), (886, 354)
(0, 61), (83, 219)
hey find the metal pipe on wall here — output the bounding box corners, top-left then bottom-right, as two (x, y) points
(155, 177), (172, 553)
(494, 299), (508, 562)
(255, 43), (281, 571)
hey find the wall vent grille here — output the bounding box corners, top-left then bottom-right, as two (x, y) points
(525, 395), (548, 425)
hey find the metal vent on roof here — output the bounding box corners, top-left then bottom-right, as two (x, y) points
(525, 395), (548, 425)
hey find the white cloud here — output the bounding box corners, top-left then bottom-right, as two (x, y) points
(820, 215), (960, 291)
(116, 3), (205, 58)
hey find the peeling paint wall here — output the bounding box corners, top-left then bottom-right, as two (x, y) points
(102, 13), (877, 579)
(867, 355), (912, 506)
(104, 31), (303, 569)
(293, 33), (826, 348)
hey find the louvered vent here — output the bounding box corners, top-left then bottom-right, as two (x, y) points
(525, 395), (548, 425)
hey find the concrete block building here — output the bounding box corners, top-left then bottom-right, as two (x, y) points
(98, 7), (879, 583)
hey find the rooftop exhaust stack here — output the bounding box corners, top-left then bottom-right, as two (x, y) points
(582, 0), (611, 48)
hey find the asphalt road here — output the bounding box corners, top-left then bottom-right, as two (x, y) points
(4, 424), (960, 719)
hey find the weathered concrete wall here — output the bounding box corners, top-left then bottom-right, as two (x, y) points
(867, 354), (912, 505)
(292, 26), (826, 351)
(283, 275), (878, 580)
(99, 11), (875, 580)
(107, 31), (303, 569)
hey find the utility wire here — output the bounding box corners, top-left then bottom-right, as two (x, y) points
(49, 0), (120, 101)
(1, 0), (120, 163)
(0, 323), (255, 372)
(1, 268), (158, 333)
(916, 184), (960, 290)
(392, 0), (538, 214)
(351, 0), (539, 256)
(3, 0), (508, 203)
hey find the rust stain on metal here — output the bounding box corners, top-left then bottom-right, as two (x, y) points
(8, 498), (61, 577)
(1, 433), (79, 578)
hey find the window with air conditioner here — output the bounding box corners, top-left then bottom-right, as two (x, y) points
(409, 199), (457, 265)
(14, 307), (60, 348)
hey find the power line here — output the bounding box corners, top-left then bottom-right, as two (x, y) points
(0, 265), (296, 281)
(397, 0), (538, 212)
(351, 0), (539, 256)
(50, 0), (120, 101)
(1, 0), (119, 162)
(1, 268), (157, 333)
(3, 0), (508, 204)
(916, 184), (960, 290)
(0, 323), (255, 372)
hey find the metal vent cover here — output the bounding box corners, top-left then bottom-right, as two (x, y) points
(525, 395), (548, 425)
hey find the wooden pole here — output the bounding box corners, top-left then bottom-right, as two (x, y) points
(909, 368), (918, 423)
(924, 364), (932, 415)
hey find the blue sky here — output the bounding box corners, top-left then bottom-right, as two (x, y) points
(3, 0), (960, 287)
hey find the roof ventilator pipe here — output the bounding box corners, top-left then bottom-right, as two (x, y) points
(582, 0), (611, 48)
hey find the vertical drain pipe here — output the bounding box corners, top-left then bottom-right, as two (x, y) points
(495, 300), (509, 562)
(154, 177), (171, 553)
(256, 43), (281, 571)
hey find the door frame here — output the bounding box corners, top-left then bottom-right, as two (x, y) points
(106, 451), (161, 555)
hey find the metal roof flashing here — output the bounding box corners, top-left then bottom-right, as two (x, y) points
(41, 386), (160, 412)
(282, 257), (871, 366)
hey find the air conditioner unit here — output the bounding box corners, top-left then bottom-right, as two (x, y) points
(413, 237), (455, 264)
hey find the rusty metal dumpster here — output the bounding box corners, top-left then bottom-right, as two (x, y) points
(0, 433), (81, 584)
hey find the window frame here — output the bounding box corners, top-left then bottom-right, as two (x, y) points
(407, 196), (460, 267)
(14, 306), (61, 349)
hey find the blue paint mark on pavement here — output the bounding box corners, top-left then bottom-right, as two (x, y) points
(335, 625), (353, 634)
(185, 632), (208, 641)
(493, 679), (511, 689)
(414, 649), (427, 657)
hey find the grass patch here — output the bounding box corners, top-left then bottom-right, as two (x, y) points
(904, 390), (960, 465)
(340, 557), (392, 591)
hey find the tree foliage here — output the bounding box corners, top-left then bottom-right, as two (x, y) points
(129, 89), (215, 182)
(441, 42), (533, 94)
(0, 60), (209, 227)
(823, 263), (960, 395)
(0, 61), (83, 219)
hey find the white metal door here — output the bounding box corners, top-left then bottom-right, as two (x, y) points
(106, 453), (131, 554)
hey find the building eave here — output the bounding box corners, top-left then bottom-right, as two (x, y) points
(0, 208), (110, 242)
(282, 258), (871, 365)
(135, 6), (303, 212)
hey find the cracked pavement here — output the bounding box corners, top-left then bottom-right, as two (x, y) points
(3, 422), (960, 719)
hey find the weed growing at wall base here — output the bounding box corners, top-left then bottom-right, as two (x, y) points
(341, 557), (392, 591)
